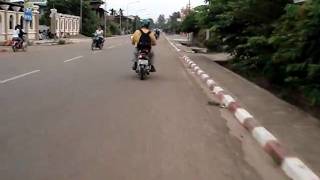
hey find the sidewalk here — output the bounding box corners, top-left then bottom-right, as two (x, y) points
(0, 46), (10, 53)
(166, 34), (320, 176)
(188, 51), (320, 176)
(32, 39), (74, 45)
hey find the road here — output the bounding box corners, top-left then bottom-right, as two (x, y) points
(0, 36), (287, 180)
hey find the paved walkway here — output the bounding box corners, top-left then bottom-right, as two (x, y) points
(166, 34), (320, 176)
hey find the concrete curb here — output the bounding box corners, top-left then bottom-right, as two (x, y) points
(0, 49), (9, 53)
(165, 35), (319, 180)
(0, 40), (11, 53)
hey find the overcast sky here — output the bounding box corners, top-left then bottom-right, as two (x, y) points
(105, 0), (206, 20)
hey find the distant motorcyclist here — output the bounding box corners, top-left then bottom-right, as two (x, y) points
(95, 25), (104, 45)
(12, 25), (24, 45)
(155, 28), (160, 39)
(131, 19), (157, 72)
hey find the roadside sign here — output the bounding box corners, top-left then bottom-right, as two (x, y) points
(24, 8), (33, 21)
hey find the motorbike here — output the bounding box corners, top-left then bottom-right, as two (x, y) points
(12, 36), (27, 52)
(154, 29), (160, 40)
(136, 49), (152, 80)
(91, 34), (104, 50)
(155, 33), (159, 40)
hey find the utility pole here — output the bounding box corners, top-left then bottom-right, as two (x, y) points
(24, 0), (32, 43)
(80, 0), (83, 33)
(119, 8), (123, 35)
(120, 14), (122, 34)
(104, 1), (107, 37)
(126, 6), (129, 34)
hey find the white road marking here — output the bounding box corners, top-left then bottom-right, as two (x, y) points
(107, 45), (116, 49)
(64, 56), (83, 63)
(0, 70), (40, 84)
(93, 51), (102, 54)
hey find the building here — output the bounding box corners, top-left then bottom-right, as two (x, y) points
(0, 0), (104, 41)
(50, 9), (80, 38)
(0, 0), (39, 42)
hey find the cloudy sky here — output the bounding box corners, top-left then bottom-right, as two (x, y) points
(105, 0), (206, 20)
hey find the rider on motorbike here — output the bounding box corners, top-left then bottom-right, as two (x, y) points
(95, 25), (104, 45)
(131, 19), (157, 72)
(155, 28), (160, 39)
(12, 25), (24, 46)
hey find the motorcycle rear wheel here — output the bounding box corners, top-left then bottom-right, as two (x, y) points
(140, 68), (145, 80)
(22, 44), (27, 52)
(91, 42), (95, 51)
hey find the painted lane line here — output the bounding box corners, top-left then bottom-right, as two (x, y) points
(64, 56), (83, 63)
(0, 70), (40, 84)
(107, 45), (116, 49)
(165, 36), (181, 52)
(93, 51), (102, 54)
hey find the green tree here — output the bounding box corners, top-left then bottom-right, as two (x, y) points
(269, 1), (320, 105)
(164, 12), (181, 33)
(108, 21), (121, 35)
(194, 0), (320, 106)
(148, 18), (155, 29)
(181, 11), (198, 33)
(156, 14), (166, 29)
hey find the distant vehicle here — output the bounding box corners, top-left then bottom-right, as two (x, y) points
(135, 49), (152, 80)
(154, 29), (160, 40)
(12, 35), (27, 52)
(39, 26), (51, 40)
(91, 33), (104, 50)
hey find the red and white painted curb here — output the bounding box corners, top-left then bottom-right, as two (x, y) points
(183, 55), (319, 180)
(165, 36), (319, 180)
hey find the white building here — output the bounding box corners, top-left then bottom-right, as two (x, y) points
(50, 9), (80, 38)
(0, 1), (39, 42)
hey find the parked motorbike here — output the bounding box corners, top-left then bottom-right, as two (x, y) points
(136, 49), (152, 80)
(91, 34), (104, 50)
(12, 36), (27, 52)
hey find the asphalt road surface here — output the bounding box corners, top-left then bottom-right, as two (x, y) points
(0, 36), (287, 180)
